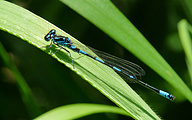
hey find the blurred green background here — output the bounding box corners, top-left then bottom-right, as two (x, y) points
(0, 0), (191, 119)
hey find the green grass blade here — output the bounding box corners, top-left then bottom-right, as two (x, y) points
(35, 104), (130, 120)
(0, 1), (160, 119)
(60, 0), (192, 102)
(178, 19), (192, 82)
(0, 42), (41, 118)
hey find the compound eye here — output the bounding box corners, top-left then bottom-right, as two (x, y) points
(44, 35), (50, 41)
(51, 29), (56, 35)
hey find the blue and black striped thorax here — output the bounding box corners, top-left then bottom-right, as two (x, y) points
(53, 35), (72, 47)
(53, 36), (81, 53)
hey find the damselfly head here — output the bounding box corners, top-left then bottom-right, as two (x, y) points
(44, 29), (56, 41)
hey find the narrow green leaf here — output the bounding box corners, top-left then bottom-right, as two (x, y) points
(60, 0), (192, 102)
(0, 42), (41, 117)
(35, 104), (130, 120)
(0, 1), (160, 119)
(178, 19), (192, 82)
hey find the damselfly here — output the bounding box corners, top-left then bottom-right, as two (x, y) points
(44, 29), (175, 101)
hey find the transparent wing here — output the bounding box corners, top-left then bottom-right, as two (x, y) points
(87, 46), (145, 83)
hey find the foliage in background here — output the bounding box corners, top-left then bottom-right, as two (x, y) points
(0, 0), (192, 120)
(178, 19), (192, 82)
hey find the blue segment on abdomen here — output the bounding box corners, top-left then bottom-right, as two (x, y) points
(130, 75), (134, 79)
(79, 50), (87, 55)
(159, 90), (170, 99)
(113, 66), (121, 72)
(95, 58), (104, 63)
